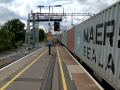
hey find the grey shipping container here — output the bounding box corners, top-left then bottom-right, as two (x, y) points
(74, 1), (120, 90)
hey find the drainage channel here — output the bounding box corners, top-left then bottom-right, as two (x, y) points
(40, 51), (56, 90)
(40, 48), (76, 90)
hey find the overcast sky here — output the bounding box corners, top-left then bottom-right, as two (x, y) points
(0, 0), (119, 29)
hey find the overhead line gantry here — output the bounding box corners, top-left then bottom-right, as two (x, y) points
(25, 5), (94, 48)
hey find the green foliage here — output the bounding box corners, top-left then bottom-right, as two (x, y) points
(0, 28), (15, 51)
(0, 19), (25, 51)
(2, 19), (25, 42)
(39, 28), (45, 42)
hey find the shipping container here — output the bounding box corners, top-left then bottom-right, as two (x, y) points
(67, 28), (75, 53)
(61, 31), (67, 47)
(74, 1), (120, 90)
(57, 34), (61, 42)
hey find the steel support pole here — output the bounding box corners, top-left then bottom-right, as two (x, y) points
(32, 13), (35, 48)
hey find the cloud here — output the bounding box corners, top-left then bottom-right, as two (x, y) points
(0, 6), (20, 23)
(0, 0), (15, 3)
(75, 0), (114, 13)
(0, 0), (117, 26)
(76, 0), (89, 4)
(0, 0), (33, 23)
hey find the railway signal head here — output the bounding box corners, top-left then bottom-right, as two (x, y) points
(54, 21), (60, 31)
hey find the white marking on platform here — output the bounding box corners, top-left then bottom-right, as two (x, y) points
(67, 65), (84, 73)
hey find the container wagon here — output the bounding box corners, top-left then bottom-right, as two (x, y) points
(61, 31), (67, 47)
(57, 33), (61, 42)
(59, 1), (120, 90)
(67, 27), (75, 53)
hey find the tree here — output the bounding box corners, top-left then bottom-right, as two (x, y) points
(0, 28), (15, 51)
(39, 28), (45, 42)
(2, 19), (25, 42)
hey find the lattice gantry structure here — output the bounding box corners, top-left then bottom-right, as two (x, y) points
(25, 13), (39, 49)
(25, 12), (63, 48)
(25, 9), (93, 48)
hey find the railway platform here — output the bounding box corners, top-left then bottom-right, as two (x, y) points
(0, 45), (104, 90)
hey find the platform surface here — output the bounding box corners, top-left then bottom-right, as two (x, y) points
(0, 46), (103, 90)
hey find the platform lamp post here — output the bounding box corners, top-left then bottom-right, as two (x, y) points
(38, 5), (62, 33)
(48, 5), (62, 31)
(38, 5), (62, 14)
(38, 5), (62, 30)
(48, 5), (62, 55)
(38, 5), (62, 55)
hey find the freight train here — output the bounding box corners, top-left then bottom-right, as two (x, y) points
(57, 1), (120, 90)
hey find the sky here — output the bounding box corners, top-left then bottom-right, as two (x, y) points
(0, 0), (119, 30)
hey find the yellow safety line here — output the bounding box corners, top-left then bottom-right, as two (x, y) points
(57, 47), (68, 90)
(64, 47), (104, 90)
(0, 49), (48, 90)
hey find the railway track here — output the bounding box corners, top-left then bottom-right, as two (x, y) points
(0, 48), (39, 69)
